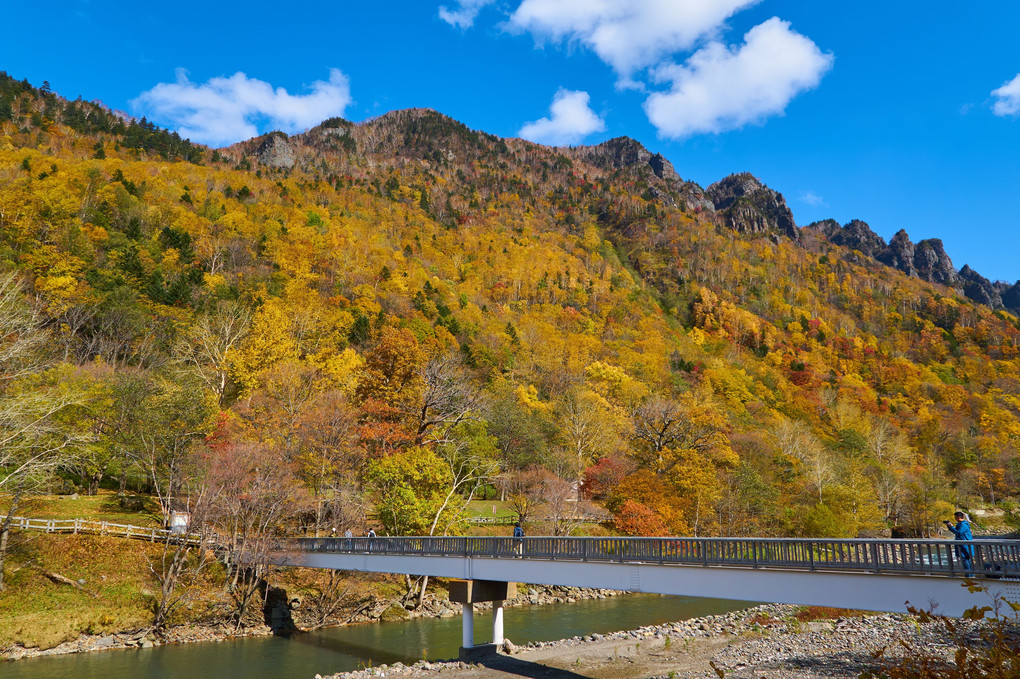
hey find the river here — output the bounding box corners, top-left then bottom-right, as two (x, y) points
(4, 594), (758, 679)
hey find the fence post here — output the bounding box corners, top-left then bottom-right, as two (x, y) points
(871, 543), (880, 574)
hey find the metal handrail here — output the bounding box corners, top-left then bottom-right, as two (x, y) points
(289, 535), (1016, 578)
(464, 514), (608, 525)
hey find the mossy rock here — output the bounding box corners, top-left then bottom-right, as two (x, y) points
(380, 604), (411, 622)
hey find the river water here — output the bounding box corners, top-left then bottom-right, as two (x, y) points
(5, 594), (757, 679)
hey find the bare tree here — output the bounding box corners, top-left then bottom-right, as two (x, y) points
(774, 418), (831, 503)
(499, 466), (554, 525)
(531, 471), (588, 536)
(866, 419), (912, 523)
(0, 273), (91, 591)
(176, 301), (252, 405)
(405, 423), (501, 609)
(149, 480), (217, 632)
(302, 570), (369, 630)
(409, 356), (482, 445)
(295, 390), (365, 535)
(557, 387), (619, 486)
(631, 396), (723, 474)
(133, 374), (213, 525)
(208, 442), (308, 630)
(237, 360), (320, 457)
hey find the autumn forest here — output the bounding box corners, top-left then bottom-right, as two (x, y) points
(3, 69), (1020, 580)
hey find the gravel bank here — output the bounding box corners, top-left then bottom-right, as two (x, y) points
(317, 604), (984, 679)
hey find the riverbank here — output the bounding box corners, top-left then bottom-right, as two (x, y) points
(0, 584), (623, 662)
(318, 604), (976, 679)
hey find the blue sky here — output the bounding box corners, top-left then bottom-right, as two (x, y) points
(4, 1), (1019, 281)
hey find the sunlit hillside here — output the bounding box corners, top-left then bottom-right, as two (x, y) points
(2, 72), (1019, 548)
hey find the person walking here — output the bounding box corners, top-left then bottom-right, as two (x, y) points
(944, 511), (973, 574)
(513, 522), (524, 557)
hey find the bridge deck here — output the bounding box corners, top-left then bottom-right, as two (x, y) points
(289, 535), (1018, 578)
(275, 536), (1020, 617)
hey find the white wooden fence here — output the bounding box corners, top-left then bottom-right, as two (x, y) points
(7, 516), (204, 544)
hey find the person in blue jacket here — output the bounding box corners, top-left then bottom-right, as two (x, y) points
(513, 522), (524, 556)
(944, 511), (973, 573)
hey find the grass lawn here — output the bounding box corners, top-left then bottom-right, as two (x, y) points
(3, 490), (162, 528)
(0, 534), (168, 649)
(464, 500), (517, 520)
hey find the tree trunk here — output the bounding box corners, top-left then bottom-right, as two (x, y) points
(0, 491), (22, 592)
(416, 574), (429, 609)
(0, 521), (10, 592)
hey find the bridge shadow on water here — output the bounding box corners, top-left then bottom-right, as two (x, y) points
(286, 634), (591, 678)
(285, 631), (409, 666)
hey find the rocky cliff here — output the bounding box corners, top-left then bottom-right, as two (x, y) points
(569, 137), (714, 213)
(706, 173), (799, 240)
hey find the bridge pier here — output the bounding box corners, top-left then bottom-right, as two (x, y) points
(461, 603), (474, 648)
(493, 600), (504, 646)
(448, 579), (516, 660)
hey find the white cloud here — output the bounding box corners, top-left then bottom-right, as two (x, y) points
(132, 69), (352, 146)
(644, 18), (832, 139)
(508, 0), (759, 77)
(800, 191), (827, 207)
(439, 0), (495, 29)
(519, 89), (605, 146)
(992, 73), (1020, 116)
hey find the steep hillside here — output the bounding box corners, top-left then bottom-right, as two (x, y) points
(1, 72), (1019, 546)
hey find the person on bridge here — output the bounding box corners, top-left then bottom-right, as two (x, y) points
(944, 511), (973, 574)
(513, 522), (524, 556)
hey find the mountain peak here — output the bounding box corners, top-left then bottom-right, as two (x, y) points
(706, 173), (798, 240)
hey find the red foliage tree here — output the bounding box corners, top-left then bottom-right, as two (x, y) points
(613, 499), (668, 537)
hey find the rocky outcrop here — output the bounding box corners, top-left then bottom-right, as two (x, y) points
(912, 238), (959, 287)
(575, 137), (658, 174)
(809, 224), (1020, 311)
(706, 173), (798, 240)
(877, 229), (917, 275)
(874, 230), (958, 286)
(959, 265), (1003, 308)
(572, 137), (713, 213)
(1000, 281), (1020, 310)
(255, 132), (296, 169)
(806, 218), (841, 239)
(828, 219), (886, 258)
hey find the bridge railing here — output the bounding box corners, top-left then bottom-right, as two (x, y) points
(289, 535), (1020, 578)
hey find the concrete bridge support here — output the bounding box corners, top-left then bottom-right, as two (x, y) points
(448, 579), (516, 660)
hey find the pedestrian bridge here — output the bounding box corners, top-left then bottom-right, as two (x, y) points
(276, 535), (1020, 619)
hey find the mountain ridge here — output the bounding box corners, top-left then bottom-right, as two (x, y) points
(230, 109), (1019, 309)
